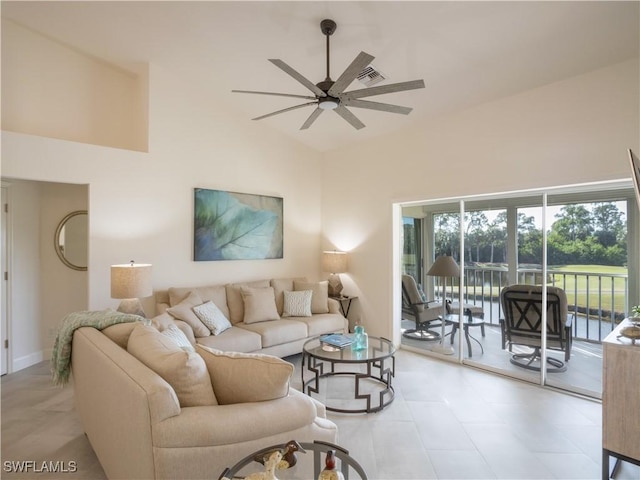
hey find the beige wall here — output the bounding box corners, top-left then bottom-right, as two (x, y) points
(322, 59), (640, 342)
(1, 29), (324, 371)
(2, 21), (638, 370)
(1, 19), (148, 152)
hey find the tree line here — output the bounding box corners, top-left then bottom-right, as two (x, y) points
(414, 202), (627, 266)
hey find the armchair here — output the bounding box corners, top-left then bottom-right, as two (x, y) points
(500, 284), (573, 372)
(401, 274), (441, 340)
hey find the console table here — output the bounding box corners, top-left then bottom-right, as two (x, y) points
(602, 319), (640, 479)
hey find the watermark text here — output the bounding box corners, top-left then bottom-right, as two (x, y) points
(3, 460), (77, 474)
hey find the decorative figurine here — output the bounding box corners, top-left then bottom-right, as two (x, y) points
(254, 440), (306, 470)
(244, 450), (282, 480)
(317, 450), (344, 480)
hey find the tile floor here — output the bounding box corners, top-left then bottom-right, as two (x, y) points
(401, 319), (604, 397)
(2, 349), (639, 479)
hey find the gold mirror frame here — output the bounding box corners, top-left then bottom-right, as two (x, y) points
(54, 210), (88, 271)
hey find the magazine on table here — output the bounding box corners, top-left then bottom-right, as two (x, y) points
(320, 333), (354, 348)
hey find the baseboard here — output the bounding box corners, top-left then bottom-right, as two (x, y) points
(12, 350), (45, 372)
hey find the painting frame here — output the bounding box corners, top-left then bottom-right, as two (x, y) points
(193, 188), (283, 261)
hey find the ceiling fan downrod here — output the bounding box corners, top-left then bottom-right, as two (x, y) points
(320, 19), (337, 83)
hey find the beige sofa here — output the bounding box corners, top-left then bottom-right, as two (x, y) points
(155, 277), (349, 357)
(71, 324), (338, 480)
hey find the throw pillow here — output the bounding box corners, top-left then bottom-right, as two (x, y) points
(294, 280), (329, 314)
(240, 286), (280, 324)
(166, 291), (211, 338)
(102, 322), (137, 349)
(127, 325), (217, 407)
(196, 344), (293, 405)
(282, 290), (312, 317)
(160, 323), (195, 351)
(193, 301), (232, 335)
(226, 280), (271, 324)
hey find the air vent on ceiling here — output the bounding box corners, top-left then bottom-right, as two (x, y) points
(357, 65), (387, 87)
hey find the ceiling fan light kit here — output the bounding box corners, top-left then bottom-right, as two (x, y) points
(232, 19), (425, 130)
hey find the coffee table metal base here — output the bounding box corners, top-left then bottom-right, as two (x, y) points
(302, 353), (395, 414)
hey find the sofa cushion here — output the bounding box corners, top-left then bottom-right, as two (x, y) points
(282, 290), (312, 317)
(102, 322), (137, 349)
(270, 277), (306, 316)
(196, 327), (262, 353)
(127, 325), (217, 407)
(226, 280), (270, 324)
(193, 301), (232, 335)
(294, 280), (329, 314)
(166, 291), (211, 338)
(196, 345), (293, 405)
(237, 319), (308, 348)
(168, 285), (230, 319)
(289, 313), (348, 337)
(240, 286), (280, 324)
(160, 324), (195, 351)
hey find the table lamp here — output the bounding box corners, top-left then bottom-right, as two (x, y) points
(426, 255), (460, 355)
(322, 251), (348, 297)
(111, 261), (152, 317)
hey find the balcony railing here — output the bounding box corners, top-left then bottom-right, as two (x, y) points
(436, 265), (628, 343)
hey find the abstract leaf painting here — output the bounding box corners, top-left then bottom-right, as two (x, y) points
(194, 189), (283, 261)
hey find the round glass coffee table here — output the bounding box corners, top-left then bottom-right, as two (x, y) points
(301, 335), (395, 414)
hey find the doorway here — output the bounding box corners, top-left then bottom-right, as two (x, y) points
(1, 184), (11, 375)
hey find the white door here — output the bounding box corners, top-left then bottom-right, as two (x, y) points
(1, 186), (9, 375)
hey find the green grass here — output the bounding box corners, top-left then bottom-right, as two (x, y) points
(548, 265), (628, 314)
(463, 264), (629, 316)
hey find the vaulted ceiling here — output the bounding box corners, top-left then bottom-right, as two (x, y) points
(2, 1), (638, 152)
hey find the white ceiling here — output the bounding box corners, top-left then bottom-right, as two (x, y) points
(2, 1), (639, 153)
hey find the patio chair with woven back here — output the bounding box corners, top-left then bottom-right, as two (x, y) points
(500, 284), (573, 372)
(401, 274), (442, 340)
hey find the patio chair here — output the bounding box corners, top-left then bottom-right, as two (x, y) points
(500, 284), (573, 372)
(401, 274), (442, 341)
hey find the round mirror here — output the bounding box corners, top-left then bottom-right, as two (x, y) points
(54, 210), (88, 271)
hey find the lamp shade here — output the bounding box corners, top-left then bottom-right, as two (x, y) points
(426, 255), (460, 278)
(322, 251), (348, 273)
(111, 263), (152, 299)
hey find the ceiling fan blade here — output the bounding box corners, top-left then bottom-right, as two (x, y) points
(328, 51), (375, 97)
(334, 106), (365, 130)
(252, 102), (317, 121)
(232, 90), (317, 100)
(342, 99), (413, 115)
(300, 108), (323, 130)
(268, 59), (326, 97)
(341, 79), (426, 100)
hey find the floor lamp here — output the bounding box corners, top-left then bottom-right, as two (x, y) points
(426, 255), (460, 355)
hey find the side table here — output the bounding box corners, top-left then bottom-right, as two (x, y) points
(219, 440), (368, 480)
(441, 313), (485, 358)
(330, 295), (357, 318)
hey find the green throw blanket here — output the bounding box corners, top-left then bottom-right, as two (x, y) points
(51, 309), (143, 386)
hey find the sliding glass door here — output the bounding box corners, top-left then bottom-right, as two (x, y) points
(399, 182), (637, 398)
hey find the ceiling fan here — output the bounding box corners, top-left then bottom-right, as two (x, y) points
(232, 19), (425, 130)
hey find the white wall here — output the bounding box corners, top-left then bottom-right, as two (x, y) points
(1, 29), (325, 369)
(322, 59), (640, 342)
